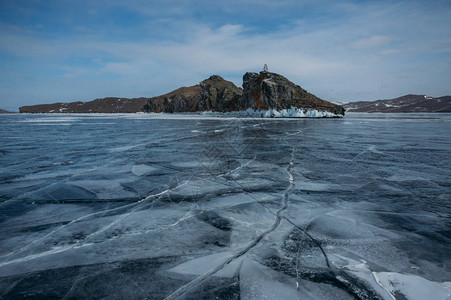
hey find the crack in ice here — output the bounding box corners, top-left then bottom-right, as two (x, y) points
(164, 148), (296, 300)
(0, 180), (190, 264)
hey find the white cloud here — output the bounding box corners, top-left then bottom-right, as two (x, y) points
(347, 35), (392, 49)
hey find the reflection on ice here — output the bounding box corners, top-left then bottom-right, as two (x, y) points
(0, 113), (450, 299)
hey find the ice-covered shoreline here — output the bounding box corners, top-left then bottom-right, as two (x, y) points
(16, 107), (343, 118)
(205, 107), (343, 118)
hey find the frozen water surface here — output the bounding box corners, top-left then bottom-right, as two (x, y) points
(0, 113), (450, 299)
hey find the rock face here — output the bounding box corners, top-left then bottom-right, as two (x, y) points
(198, 75), (243, 111)
(19, 71), (344, 116)
(344, 94), (451, 113)
(142, 86), (201, 113)
(142, 75), (243, 113)
(241, 71), (345, 115)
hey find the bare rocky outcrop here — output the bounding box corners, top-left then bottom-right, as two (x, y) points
(197, 75), (243, 111)
(142, 75), (242, 113)
(241, 71), (345, 115)
(142, 86), (201, 113)
(133, 72), (344, 115)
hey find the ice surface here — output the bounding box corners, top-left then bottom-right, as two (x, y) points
(373, 272), (451, 300)
(239, 258), (353, 300)
(168, 251), (244, 278)
(0, 113), (450, 299)
(131, 164), (158, 176)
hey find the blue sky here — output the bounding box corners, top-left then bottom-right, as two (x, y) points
(1, 0), (450, 110)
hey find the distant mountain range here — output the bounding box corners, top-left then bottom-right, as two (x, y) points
(19, 71), (345, 117)
(0, 109), (14, 114)
(19, 98), (149, 114)
(344, 94), (451, 113)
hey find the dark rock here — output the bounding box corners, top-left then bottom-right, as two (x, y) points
(241, 71), (345, 115)
(142, 86), (201, 113)
(198, 75), (243, 112)
(142, 75), (243, 113)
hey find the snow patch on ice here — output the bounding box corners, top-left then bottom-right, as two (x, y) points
(330, 254), (396, 299)
(330, 253), (451, 300)
(373, 272), (451, 300)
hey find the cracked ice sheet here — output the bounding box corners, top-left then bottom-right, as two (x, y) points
(0, 204), (231, 276)
(1, 113), (450, 299)
(197, 192), (279, 211)
(0, 193), (277, 278)
(299, 203), (409, 266)
(0, 203), (100, 256)
(310, 202), (449, 277)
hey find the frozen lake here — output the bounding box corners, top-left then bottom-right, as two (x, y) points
(0, 113), (450, 299)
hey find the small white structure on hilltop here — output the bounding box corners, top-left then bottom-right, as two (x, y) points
(263, 64), (268, 72)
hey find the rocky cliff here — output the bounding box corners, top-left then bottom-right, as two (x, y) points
(19, 71), (344, 116)
(241, 71), (344, 115)
(141, 72), (344, 116)
(199, 75), (243, 111)
(344, 94), (451, 113)
(142, 75), (242, 113)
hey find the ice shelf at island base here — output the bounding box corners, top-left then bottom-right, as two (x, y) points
(209, 107), (343, 118)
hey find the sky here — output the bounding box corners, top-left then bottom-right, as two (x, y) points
(0, 0), (451, 111)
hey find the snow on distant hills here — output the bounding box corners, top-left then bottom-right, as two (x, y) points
(344, 94), (451, 112)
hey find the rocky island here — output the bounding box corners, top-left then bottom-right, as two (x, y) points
(19, 71), (345, 117)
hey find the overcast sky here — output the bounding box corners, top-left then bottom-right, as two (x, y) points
(1, 0), (450, 110)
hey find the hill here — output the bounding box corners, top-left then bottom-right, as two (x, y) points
(344, 95), (451, 113)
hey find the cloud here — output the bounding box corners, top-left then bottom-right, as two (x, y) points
(347, 35), (392, 49)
